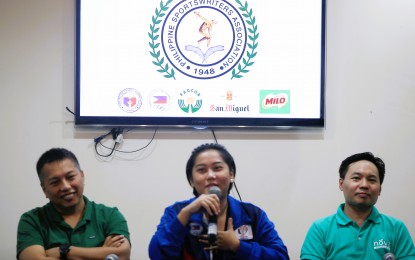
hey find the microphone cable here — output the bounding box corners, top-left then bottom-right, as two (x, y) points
(231, 179), (251, 219)
(210, 130), (250, 217)
(210, 128), (218, 143)
(232, 180), (243, 202)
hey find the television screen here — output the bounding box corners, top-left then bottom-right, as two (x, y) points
(75, 0), (326, 128)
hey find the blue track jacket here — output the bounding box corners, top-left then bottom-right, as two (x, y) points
(149, 196), (289, 259)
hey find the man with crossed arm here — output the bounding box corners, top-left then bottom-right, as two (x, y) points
(17, 148), (131, 260)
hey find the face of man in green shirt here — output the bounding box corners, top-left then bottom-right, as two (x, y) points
(339, 160), (381, 211)
(40, 158), (85, 214)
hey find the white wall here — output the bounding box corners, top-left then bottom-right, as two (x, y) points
(1, 0), (415, 259)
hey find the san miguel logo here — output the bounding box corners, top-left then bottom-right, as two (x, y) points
(148, 0), (258, 80)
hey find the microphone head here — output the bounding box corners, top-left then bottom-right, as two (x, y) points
(105, 254), (119, 260)
(383, 252), (396, 260)
(208, 186), (222, 199)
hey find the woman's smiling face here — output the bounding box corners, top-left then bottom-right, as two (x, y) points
(191, 149), (234, 198)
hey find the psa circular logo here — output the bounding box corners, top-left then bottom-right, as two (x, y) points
(149, 0), (258, 80)
(118, 88), (142, 113)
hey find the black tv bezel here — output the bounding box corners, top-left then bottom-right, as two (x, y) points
(74, 0), (326, 129)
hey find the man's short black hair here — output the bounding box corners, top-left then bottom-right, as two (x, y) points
(339, 152), (385, 184)
(36, 148), (80, 181)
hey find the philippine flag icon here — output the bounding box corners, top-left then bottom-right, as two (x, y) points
(149, 89), (170, 112)
(153, 96), (167, 104)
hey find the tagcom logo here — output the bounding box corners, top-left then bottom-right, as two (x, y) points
(148, 0), (259, 80)
(178, 88), (203, 113)
(118, 88), (143, 113)
(259, 90), (290, 114)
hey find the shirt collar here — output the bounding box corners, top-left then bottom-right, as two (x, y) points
(46, 195), (90, 223)
(336, 203), (381, 225)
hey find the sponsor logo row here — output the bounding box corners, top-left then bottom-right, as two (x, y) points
(118, 88), (290, 115)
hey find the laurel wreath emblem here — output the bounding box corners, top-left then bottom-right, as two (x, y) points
(231, 0), (258, 79)
(148, 0), (176, 79)
(148, 0), (257, 80)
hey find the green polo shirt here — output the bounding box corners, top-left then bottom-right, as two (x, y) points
(301, 204), (415, 259)
(16, 196), (130, 258)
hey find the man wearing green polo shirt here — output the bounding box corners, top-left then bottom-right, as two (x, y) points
(17, 148), (131, 260)
(301, 152), (415, 260)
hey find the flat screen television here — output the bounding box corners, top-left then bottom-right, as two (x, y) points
(75, 0), (326, 128)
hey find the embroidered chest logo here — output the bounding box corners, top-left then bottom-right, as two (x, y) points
(373, 238), (391, 251)
(189, 222), (204, 236)
(235, 224), (253, 240)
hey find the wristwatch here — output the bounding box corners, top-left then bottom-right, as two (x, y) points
(59, 244), (70, 259)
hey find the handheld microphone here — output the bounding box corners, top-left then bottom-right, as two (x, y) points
(383, 252), (396, 260)
(105, 254), (119, 260)
(207, 186), (222, 244)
